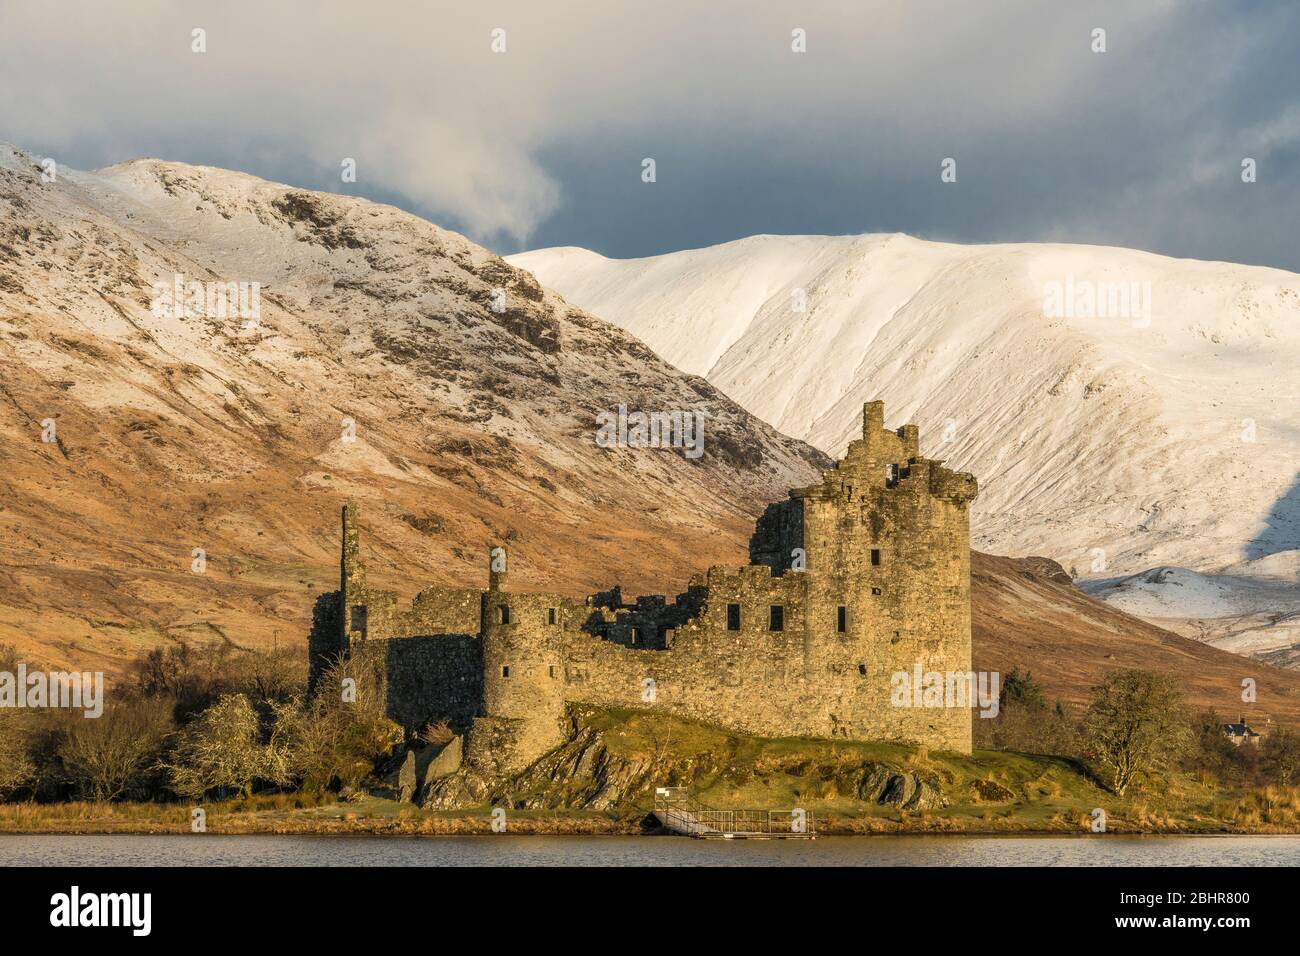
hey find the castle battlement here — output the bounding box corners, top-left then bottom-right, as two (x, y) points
(308, 401), (979, 771)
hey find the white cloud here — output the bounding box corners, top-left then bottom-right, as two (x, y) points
(0, 0), (1293, 264)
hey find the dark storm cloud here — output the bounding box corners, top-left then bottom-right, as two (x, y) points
(1, 0), (1296, 269)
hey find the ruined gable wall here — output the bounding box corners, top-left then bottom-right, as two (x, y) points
(334, 577), (487, 720)
(362, 586), (486, 731)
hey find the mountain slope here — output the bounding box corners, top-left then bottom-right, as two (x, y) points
(510, 234), (1300, 580)
(1080, 566), (1300, 667)
(0, 145), (825, 671)
(4, 145), (1300, 729)
(973, 554), (1300, 724)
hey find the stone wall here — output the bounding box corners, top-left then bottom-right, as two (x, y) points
(312, 400), (979, 772)
(372, 634), (483, 733)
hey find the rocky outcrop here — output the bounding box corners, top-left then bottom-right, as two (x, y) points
(376, 750), (417, 803)
(876, 770), (945, 811)
(415, 736), (463, 803)
(420, 717), (948, 813)
(370, 736), (468, 804)
(423, 726), (657, 811)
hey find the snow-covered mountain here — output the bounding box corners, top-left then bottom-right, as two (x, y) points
(510, 234), (1300, 583)
(5, 144), (1300, 714)
(0, 144), (825, 670)
(1081, 564), (1300, 667)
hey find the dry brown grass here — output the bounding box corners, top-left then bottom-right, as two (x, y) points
(1225, 786), (1300, 830)
(419, 721), (456, 746)
(0, 798), (636, 835)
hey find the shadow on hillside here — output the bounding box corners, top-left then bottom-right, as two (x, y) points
(1245, 472), (1300, 561)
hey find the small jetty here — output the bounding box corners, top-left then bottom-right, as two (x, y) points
(652, 787), (816, 840)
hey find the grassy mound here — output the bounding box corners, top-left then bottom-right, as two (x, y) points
(487, 705), (1287, 834)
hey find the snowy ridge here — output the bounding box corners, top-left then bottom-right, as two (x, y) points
(511, 233), (1300, 580)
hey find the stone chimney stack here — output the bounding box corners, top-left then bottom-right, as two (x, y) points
(899, 423), (920, 458)
(863, 400), (885, 439)
(339, 502), (367, 642)
(489, 546), (509, 592)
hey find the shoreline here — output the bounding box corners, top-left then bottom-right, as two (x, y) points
(2, 806), (1296, 838)
(3, 827), (1295, 838)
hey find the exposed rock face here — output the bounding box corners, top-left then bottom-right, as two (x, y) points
(376, 749), (417, 803)
(494, 727), (654, 811)
(396, 750), (417, 802)
(423, 725), (648, 811)
(875, 770), (945, 811)
(415, 736), (463, 802)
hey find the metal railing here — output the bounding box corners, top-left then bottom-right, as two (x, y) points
(653, 787), (815, 838)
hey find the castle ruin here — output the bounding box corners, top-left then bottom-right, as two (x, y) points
(308, 401), (979, 771)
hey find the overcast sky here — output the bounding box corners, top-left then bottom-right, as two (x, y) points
(2, 1), (1298, 270)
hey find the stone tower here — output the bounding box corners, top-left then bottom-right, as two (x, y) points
(472, 546), (570, 773)
(751, 400), (978, 750)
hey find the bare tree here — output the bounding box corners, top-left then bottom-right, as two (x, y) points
(1262, 726), (1300, 787)
(131, 642), (305, 721)
(275, 653), (402, 793)
(0, 710), (37, 799)
(59, 698), (174, 802)
(1082, 669), (1190, 796)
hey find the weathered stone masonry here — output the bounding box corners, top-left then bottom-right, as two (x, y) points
(308, 401), (979, 771)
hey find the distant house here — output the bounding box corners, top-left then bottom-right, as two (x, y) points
(1222, 715), (1262, 747)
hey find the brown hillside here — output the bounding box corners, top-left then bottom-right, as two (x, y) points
(972, 552), (1300, 726)
(0, 146), (823, 673)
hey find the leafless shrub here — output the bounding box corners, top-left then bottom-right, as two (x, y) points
(160, 693), (292, 801)
(274, 654), (402, 793)
(58, 697), (174, 802)
(419, 721), (455, 746)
